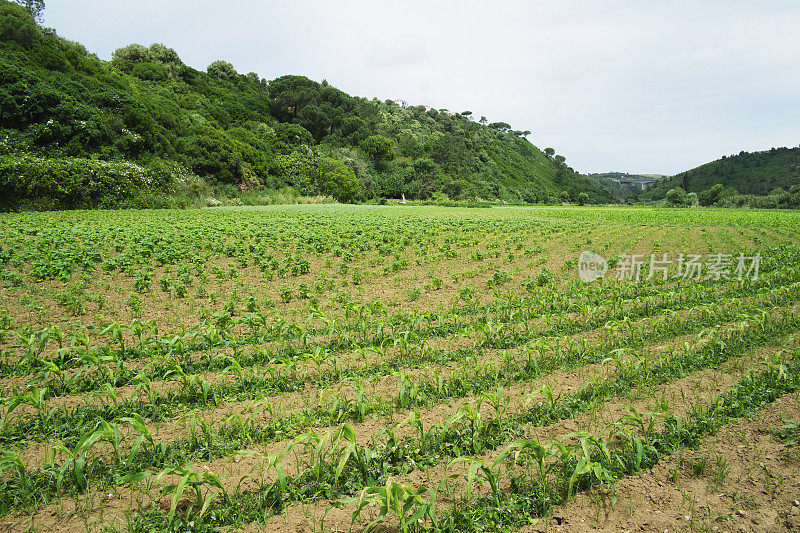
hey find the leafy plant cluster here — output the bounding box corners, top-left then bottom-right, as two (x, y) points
(0, 0), (612, 210)
(3, 325), (799, 530)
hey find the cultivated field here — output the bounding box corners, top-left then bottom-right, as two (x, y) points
(1, 205), (800, 532)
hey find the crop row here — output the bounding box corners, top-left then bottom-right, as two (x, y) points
(1, 294), (796, 524)
(4, 260), (798, 407)
(4, 335), (796, 531)
(4, 283), (797, 447)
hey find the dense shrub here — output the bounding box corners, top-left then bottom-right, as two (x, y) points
(0, 0), (614, 208)
(0, 155), (170, 210)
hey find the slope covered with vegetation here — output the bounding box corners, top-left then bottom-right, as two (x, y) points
(637, 146), (800, 203)
(585, 172), (666, 200)
(0, 0), (612, 209)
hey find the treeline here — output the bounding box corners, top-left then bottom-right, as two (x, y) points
(0, 0), (611, 209)
(659, 183), (800, 209)
(637, 146), (800, 208)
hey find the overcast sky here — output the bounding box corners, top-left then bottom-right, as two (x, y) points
(43, 0), (800, 175)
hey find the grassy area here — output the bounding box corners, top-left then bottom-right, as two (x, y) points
(0, 205), (798, 531)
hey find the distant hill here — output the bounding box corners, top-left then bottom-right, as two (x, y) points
(637, 146), (800, 202)
(586, 172), (666, 200)
(0, 0), (612, 209)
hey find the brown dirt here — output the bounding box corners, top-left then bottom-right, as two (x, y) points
(2, 211), (797, 533)
(523, 392), (800, 533)
(243, 338), (797, 533)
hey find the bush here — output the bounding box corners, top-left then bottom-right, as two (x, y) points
(0, 154), (171, 210)
(306, 157), (360, 203)
(131, 61), (167, 81)
(665, 187), (688, 207)
(698, 184), (723, 206)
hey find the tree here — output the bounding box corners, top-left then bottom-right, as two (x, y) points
(479, 116), (487, 124)
(0, 9), (617, 208)
(149, 43), (182, 65)
(207, 60), (237, 80)
(488, 122), (511, 132)
(359, 135), (392, 162)
(577, 192), (589, 205)
(272, 152), (316, 190)
(111, 44), (150, 65)
(665, 187), (688, 206)
(297, 104), (330, 140)
(14, 0), (44, 22)
(719, 186), (739, 202)
(268, 75), (319, 120)
(308, 157), (360, 202)
(339, 117), (369, 144)
(698, 183), (723, 206)
(544, 147), (555, 157)
(111, 43), (184, 78)
(411, 157), (438, 199)
(148, 43), (184, 77)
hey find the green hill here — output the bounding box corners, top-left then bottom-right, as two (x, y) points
(586, 172), (666, 200)
(637, 147), (800, 203)
(0, 1), (612, 210)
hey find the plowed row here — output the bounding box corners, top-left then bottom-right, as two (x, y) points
(1, 205), (799, 532)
